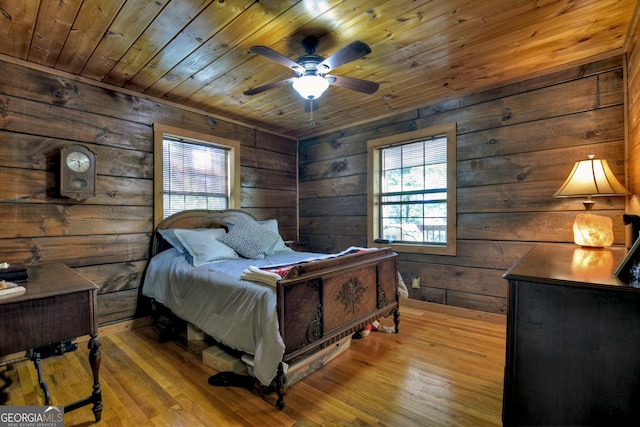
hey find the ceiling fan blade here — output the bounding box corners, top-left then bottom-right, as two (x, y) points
(243, 78), (296, 96)
(304, 99), (319, 112)
(326, 74), (379, 94)
(248, 46), (302, 72)
(317, 41), (371, 72)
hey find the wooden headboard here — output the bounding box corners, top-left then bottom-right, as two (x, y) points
(151, 209), (258, 256)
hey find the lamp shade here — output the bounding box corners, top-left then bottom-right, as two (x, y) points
(554, 155), (628, 198)
(292, 74), (329, 99)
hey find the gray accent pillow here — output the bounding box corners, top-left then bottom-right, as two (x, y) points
(218, 216), (280, 259)
(225, 218), (292, 255)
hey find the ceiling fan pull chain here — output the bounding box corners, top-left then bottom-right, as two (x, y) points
(309, 102), (315, 126)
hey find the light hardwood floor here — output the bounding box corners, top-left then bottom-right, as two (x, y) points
(1, 305), (506, 426)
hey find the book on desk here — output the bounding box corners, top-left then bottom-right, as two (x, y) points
(0, 262), (28, 283)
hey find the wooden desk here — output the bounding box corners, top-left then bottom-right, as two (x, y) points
(502, 244), (639, 426)
(0, 263), (102, 422)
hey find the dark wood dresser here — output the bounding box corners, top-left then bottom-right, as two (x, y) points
(0, 263), (102, 422)
(502, 244), (639, 426)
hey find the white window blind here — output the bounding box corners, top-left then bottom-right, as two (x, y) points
(162, 137), (229, 219)
(379, 136), (448, 244)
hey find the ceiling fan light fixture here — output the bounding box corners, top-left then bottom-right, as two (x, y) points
(292, 74), (329, 99)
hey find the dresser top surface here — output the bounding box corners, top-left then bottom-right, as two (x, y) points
(503, 244), (632, 289)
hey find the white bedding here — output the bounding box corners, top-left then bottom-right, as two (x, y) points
(142, 248), (340, 386)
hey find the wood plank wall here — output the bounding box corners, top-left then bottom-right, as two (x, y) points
(628, 12), (640, 216)
(299, 56), (627, 314)
(0, 60), (297, 325)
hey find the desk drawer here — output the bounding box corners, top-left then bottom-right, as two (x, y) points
(0, 290), (94, 356)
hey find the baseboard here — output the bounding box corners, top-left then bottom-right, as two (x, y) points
(76, 317), (153, 344)
(402, 298), (506, 325)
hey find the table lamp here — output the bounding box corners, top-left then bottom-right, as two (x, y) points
(553, 155), (628, 247)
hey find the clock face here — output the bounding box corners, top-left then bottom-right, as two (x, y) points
(66, 151), (91, 173)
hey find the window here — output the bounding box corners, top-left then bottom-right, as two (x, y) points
(368, 124), (456, 255)
(153, 124), (240, 227)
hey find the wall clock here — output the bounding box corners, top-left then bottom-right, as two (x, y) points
(60, 144), (97, 201)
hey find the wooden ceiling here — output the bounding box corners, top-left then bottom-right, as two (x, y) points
(0, 0), (637, 140)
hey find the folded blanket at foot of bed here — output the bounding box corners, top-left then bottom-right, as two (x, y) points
(240, 266), (282, 286)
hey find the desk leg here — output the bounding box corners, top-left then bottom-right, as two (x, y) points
(63, 335), (103, 421)
(88, 335), (102, 422)
(30, 351), (51, 406)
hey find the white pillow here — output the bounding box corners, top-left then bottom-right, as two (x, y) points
(159, 228), (226, 253)
(173, 228), (238, 266)
(225, 218), (292, 256)
(218, 216), (280, 259)
(158, 228), (192, 253)
(254, 219), (292, 255)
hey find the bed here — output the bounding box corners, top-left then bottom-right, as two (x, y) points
(141, 209), (400, 409)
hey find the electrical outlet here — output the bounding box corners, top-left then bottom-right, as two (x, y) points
(411, 276), (421, 289)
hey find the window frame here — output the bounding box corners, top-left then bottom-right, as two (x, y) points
(367, 123), (457, 255)
(153, 123), (241, 228)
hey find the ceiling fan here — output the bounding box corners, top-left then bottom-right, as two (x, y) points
(243, 36), (379, 107)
